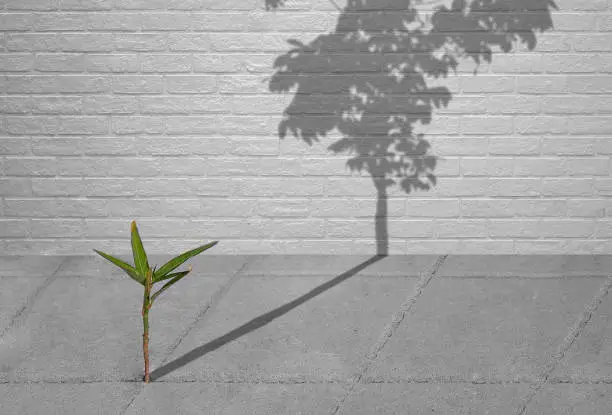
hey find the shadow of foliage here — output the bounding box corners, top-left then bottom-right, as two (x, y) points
(267, 0), (556, 254)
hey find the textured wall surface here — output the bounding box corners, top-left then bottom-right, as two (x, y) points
(1, 0), (612, 255)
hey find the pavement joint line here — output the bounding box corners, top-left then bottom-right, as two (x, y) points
(117, 257), (252, 415)
(330, 254), (449, 415)
(517, 274), (612, 415)
(0, 256), (69, 342)
(4, 378), (612, 386)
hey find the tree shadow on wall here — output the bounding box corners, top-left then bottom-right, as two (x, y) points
(266, 0), (557, 255)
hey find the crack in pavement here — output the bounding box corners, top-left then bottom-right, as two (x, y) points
(330, 254), (448, 415)
(0, 256), (69, 342)
(517, 274), (612, 415)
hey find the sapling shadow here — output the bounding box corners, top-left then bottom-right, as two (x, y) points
(93, 221), (218, 383)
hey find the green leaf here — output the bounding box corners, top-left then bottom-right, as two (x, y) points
(151, 267), (191, 303)
(153, 241), (218, 282)
(153, 269), (190, 284)
(93, 249), (145, 285)
(130, 221), (149, 278)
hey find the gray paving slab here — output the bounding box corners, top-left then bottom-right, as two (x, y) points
(125, 383), (346, 415)
(0, 255), (65, 277)
(525, 384), (612, 415)
(241, 254), (440, 276)
(0, 382), (139, 415)
(365, 277), (602, 383)
(339, 383), (530, 415)
(438, 255), (612, 277)
(550, 290), (612, 382)
(0, 274), (232, 382)
(154, 274), (420, 383)
(58, 254), (251, 278)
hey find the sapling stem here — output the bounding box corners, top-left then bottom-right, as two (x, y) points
(142, 267), (153, 383)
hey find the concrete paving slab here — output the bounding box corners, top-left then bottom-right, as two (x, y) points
(339, 383), (530, 415)
(0, 382), (139, 415)
(125, 382), (346, 415)
(154, 274), (419, 382)
(365, 277), (602, 383)
(0, 274), (232, 382)
(0, 277), (49, 334)
(525, 384), (612, 415)
(58, 254), (251, 278)
(241, 255), (440, 276)
(0, 256), (65, 277)
(438, 255), (612, 277)
(550, 290), (612, 382)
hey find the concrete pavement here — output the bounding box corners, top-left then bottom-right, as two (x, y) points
(1, 254), (611, 414)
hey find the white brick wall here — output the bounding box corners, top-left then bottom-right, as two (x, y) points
(2, 0), (612, 255)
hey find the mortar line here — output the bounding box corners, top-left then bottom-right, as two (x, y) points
(517, 274), (612, 415)
(117, 257), (252, 415)
(0, 256), (69, 341)
(330, 254), (448, 415)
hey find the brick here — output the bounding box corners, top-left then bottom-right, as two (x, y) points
(517, 76), (567, 94)
(7, 34), (60, 52)
(513, 157), (565, 176)
(0, 178), (32, 196)
(3, 198), (108, 217)
(567, 199), (609, 217)
(563, 157), (609, 176)
(115, 34), (167, 51)
(0, 14), (33, 31)
(87, 13), (141, 31)
(0, 219), (29, 237)
(59, 0), (112, 10)
(32, 13), (88, 31)
(460, 76), (515, 93)
(569, 117), (612, 134)
(435, 219), (488, 238)
(30, 219), (84, 237)
(513, 199), (567, 217)
(0, 54), (35, 72)
(165, 75), (217, 94)
(113, 76), (163, 94)
(139, 13), (192, 31)
(461, 116), (514, 135)
(568, 76), (612, 94)
(112, 116), (164, 135)
(543, 178), (594, 196)
(141, 54), (192, 73)
(488, 220), (541, 238)
(488, 137), (540, 156)
(1, 157), (56, 176)
(82, 96), (139, 114)
(537, 220), (596, 238)
(85, 54), (139, 73)
(515, 116), (568, 134)
(461, 157), (513, 176)
(489, 178), (541, 197)
(167, 34), (211, 51)
(461, 199), (514, 218)
(57, 34), (114, 52)
(541, 96), (612, 114)
(542, 137), (595, 156)
(5, 0), (58, 10)
(35, 54), (86, 72)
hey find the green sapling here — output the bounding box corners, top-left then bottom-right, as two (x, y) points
(93, 220), (218, 383)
